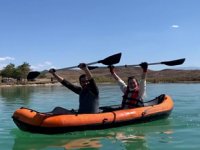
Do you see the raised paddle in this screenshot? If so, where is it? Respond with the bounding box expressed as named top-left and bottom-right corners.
top-left (60, 52), bottom-right (122, 70)
top-left (27, 71), bottom-right (41, 80)
top-left (86, 58), bottom-right (186, 69)
top-left (27, 53), bottom-right (122, 80)
top-left (125, 58), bottom-right (186, 67)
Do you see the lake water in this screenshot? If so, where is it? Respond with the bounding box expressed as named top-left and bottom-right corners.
top-left (1, 83), bottom-right (200, 150)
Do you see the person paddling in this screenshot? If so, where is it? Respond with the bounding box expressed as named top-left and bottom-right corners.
top-left (108, 62), bottom-right (148, 108)
top-left (49, 63), bottom-right (99, 114)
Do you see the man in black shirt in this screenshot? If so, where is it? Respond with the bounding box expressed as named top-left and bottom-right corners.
top-left (49, 63), bottom-right (99, 114)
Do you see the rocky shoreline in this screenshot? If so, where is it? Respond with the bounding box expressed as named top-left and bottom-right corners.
top-left (1, 67), bottom-right (200, 87)
top-left (1, 80), bottom-right (200, 88)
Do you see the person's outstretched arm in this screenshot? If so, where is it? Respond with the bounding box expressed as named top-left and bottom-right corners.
top-left (78, 63), bottom-right (92, 80)
top-left (49, 69), bottom-right (64, 82)
top-left (108, 65), bottom-right (127, 93)
top-left (49, 68), bottom-right (81, 94)
top-left (139, 62), bottom-right (148, 100)
top-left (78, 63), bottom-right (99, 95)
top-left (109, 65), bottom-right (122, 81)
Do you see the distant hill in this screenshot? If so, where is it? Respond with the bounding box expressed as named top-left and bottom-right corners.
top-left (171, 67), bottom-right (200, 70)
top-left (44, 66), bottom-right (200, 83)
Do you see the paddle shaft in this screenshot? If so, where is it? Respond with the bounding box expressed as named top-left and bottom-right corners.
top-left (60, 61), bottom-right (100, 70)
top-left (87, 58), bottom-right (186, 69)
top-left (27, 52), bottom-right (121, 80)
top-left (58, 53), bottom-right (121, 70)
top-left (124, 58), bottom-right (186, 67)
top-left (127, 62), bottom-right (169, 67)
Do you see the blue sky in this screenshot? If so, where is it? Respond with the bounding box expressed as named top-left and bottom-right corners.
top-left (0, 0), bottom-right (199, 71)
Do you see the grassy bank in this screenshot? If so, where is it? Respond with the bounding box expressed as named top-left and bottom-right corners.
top-left (1, 67), bottom-right (200, 87)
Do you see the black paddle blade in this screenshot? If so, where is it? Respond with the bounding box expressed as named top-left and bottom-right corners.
top-left (27, 71), bottom-right (40, 80)
top-left (88, 66), bottom-right (99, 70)
top-left (98, 53), bottom-right (122, 65)
top-left (161, 58), bottom-right (185, 66)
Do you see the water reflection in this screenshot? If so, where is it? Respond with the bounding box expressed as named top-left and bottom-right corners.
top-left (12, 119), bottom-right (173, 150)
top-left (0, 86), bottom-right (34, 104)
top-left (63, 137), bottom-right (102, 149)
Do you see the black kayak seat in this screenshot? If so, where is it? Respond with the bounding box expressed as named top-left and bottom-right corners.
top-left (143, 94), bottom-right (166, 107)
top-left (100, 94), bottom-right (166, 112)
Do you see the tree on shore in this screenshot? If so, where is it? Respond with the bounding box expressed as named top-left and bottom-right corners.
top-left (0, 62), bottom-right (31, 81)
top-left (17, 62), bottom-right (31, 80)
top-left (0, 63), bottom-right (16, 78)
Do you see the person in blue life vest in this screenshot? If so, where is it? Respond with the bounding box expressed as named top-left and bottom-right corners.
top-left (108, 62), bottom-right (148, 108)
top-left (49, 63), bottom-right (99, 114)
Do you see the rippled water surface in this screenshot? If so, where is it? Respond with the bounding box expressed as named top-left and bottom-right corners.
top-left (1, 83), bottom-right (200, 150)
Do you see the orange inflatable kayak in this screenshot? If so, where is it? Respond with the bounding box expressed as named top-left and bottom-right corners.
top-left (12, 94), bottom-right (174, 134)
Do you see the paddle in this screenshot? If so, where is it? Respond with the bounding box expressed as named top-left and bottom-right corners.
top-left (86, 58), bottom-right (186, 69)
top-left (127, 58), bottom-right (186, 67)
top-left (60, 52), bottom-right (122, 70)
top-left (27, 53), bottom-right (122, 80)
top-left (27, 71), bottom-right (41, 81)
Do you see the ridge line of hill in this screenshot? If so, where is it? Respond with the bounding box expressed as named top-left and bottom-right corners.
top-left (44, 67), bottom-right (200, 83)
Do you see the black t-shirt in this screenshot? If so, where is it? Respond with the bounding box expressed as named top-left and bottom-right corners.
top-left (61, 78), bottom-right (99, 114)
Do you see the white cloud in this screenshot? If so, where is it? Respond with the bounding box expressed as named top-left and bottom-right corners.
top-left (0, 56), bottom-right (15, 70)
top-left (0, 56), bottom-right (15, 62)
top-left (44, 61), bottom-right (52, 65)
top-left (30, 61), bottom-right (55, 71)
top-left (0, 63), bottom-right (7, 70)
top-left (171, 25), bottom-right (179, 28)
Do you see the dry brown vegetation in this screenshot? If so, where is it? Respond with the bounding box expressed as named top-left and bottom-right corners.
top-left (43, 67), bottom-right (200, 83)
